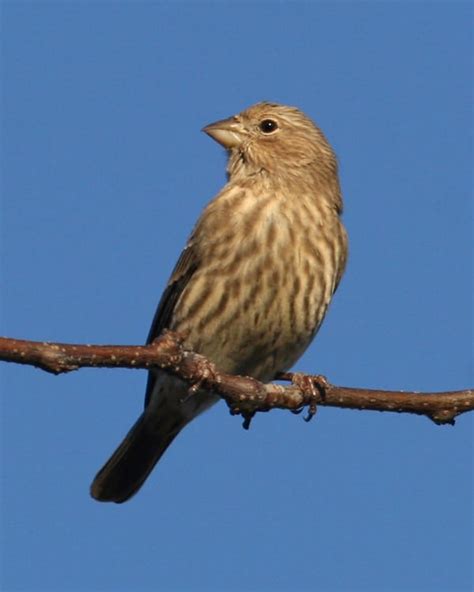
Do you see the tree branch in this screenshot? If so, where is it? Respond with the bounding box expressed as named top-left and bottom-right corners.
top-left (1, 331), bottom-right (472, 426)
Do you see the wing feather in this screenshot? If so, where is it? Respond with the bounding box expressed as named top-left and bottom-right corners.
top-left (144, 242), bottom-right (199, 407)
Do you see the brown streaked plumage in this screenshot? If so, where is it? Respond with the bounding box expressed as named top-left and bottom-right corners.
top-left (91, 102), bottom-right (348, 503)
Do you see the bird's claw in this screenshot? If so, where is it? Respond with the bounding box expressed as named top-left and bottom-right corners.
top-left (180, 355), bottom-right (217, 404)
top-left (241, 411), bottom-right (255, 430)
top-left (227, 404), bottom-right (255, 430)
top-left (290, 372), bottom-right (329, 422)
top-left (304, 400), bottom-right (318, 422)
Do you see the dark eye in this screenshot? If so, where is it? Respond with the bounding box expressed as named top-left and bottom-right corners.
top-left (259, 119), bottom-right (278, 134)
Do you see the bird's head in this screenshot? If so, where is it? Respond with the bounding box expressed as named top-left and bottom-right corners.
top-left (203, 102), bottom-right (338, 184)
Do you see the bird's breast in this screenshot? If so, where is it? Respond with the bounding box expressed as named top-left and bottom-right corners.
top-left (172, 188), bottom-right (345, 381)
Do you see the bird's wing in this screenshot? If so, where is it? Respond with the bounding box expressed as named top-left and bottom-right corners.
top-left (144, 241), bottom-right (199, 407)
top-left (334, 224), bottom-right (349, 293)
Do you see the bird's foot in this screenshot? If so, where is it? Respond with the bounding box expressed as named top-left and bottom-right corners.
top-left (290, 372), bottom-right (329, 422)
top-left (180, 354), bottom-right (217, 404)
top-left (227, 404), bottom-right (256, 430)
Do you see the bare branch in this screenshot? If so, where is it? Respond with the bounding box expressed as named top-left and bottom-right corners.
top-left (0, 331), bottom-right (472, 426)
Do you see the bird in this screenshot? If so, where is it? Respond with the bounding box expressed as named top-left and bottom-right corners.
top-left (90, 102), bottom-right (348, 503)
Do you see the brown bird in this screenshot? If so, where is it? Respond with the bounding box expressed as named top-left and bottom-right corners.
top-left (91, 102), bottom-right (348, 503)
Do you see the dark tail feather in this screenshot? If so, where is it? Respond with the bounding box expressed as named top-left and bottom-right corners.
top-left (90, 411), bottom-right (183, 503)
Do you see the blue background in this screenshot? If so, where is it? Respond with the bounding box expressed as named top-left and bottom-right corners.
top-left (1, 2), bottom-right (472, 591)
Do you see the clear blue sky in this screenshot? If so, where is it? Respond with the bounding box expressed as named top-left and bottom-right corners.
top-left (1, 2), bottom-right (472, 591)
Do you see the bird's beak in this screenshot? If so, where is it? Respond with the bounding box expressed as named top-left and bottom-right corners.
top-left (202, 117), bottom-right (245, 149)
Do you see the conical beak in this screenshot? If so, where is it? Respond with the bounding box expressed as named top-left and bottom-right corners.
top-left (202, 116), bottom-right (245, 149)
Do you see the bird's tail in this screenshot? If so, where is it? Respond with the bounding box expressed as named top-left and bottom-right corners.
top-left (90, 409), bottom-right (185, 503)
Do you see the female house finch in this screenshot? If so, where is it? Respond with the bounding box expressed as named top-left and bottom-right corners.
top-left (91, 102), bottom-right (348, 502)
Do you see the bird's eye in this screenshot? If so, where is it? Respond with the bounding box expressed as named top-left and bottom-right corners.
top-left (259, 119), bottom-right (278, 134)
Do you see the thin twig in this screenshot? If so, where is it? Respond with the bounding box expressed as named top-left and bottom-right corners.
top-left (0, 332), bottom-right (472, 426)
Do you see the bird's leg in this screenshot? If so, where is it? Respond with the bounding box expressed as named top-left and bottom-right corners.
top-left (290, 372), bottom-right (329, 422)
top-left (180, 354), bottom-right (218, 404)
